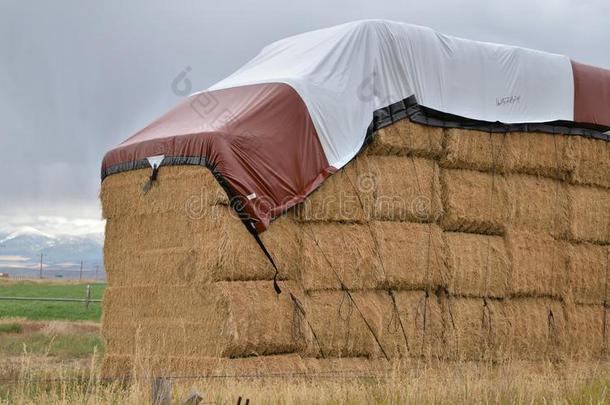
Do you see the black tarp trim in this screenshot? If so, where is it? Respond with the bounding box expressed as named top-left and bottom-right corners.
top-left (370, 95), bottom-right (610, 142)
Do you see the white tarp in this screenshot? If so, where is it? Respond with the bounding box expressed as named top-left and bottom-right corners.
top-left (209, 20), bottom-right (574, 169)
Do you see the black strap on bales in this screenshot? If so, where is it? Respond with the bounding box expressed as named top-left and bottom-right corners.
top-left (290, 292), bottom-right (325, 358)
top-left (242, 218), bottom-right (281, 295)
top-left (231, 197), bottom-right (282, 295)
top-left (141, 163), bottom-right (160, 195)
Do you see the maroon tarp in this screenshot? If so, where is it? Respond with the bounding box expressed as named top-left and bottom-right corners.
top-left (102, 83), bottom-right (334, 232)
top-left (572, 61), bottom-right (610, 128)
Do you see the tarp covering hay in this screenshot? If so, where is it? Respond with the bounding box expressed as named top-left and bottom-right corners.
top-left (100, 21), bottom-right (610, 377)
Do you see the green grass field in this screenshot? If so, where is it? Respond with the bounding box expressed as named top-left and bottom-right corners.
top-left (0, 281), bottom-right (105, 321)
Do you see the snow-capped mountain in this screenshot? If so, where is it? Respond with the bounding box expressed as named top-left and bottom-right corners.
top-left (0, 226), bottom-right (103, 277)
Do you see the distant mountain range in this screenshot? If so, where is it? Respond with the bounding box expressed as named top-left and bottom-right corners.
top-left (0, 226), bottom-right (104, 279)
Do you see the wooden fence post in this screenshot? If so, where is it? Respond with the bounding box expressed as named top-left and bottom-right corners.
top-left (151, 377), bottom-right (172, 405)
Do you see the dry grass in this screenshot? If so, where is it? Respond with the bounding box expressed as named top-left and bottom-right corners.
top-left (3, 356), bottom-right (610, 404)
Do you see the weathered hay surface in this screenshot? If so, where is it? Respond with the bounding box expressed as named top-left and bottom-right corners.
top-left (372, 222), bottom-right (447, 290)
top-left (444, 232), bottom-right (509, 298)
top-left (563, 304), bottom-right (606, 359)
top-left (504, 132), bottom-right (576, 179)
top-left (565, 243), bottom-right (609, 305)
top-left (442, 297), bottom-right (489, 361)
top-left (293, 163), bottom-right (367, 223)
top-left (100, 166), bottom-right (228, 220)
top-left (570, 136), bottom-right (610, 189)
top-left (366, 119), bottom-right (444, 158)
top-left (499, 298), bottom-right (566, 360)
top-left (505, 230), bottom-right (568, 298)
top-left (300, 223), bottom-right (384, 291)
top-left (104, 206), bottom-right (300, 285)
top-left (364, 156), bottom-right (442, 223)
top-left (391, 290), bottom-right (444, 359)
top-left (301, 290), bottom-right (393, 358)
top-left (302, 289), bottom-right (443, 360)
top-left (101, 117), bottom-right (610, 374)
top-left (294, 155), bottom-right (442, 223)
top-left (507, 174), bottom-right (570, 238)
top-left (568, 185), bottom-right (610, 244)
top-left (440, 169), bottom-right (509, 234)
top-left (102, 281), bottom-right (302, 358)
top-left (442, 129), bottom-right (507, 172)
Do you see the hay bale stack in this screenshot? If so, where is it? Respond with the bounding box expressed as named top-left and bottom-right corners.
top-left (101, 117), bottom-right (610, 376)
top-left (505, 230), bottom-right (568, 298)
top-left (442, 129), bottom-right (507, 172)
top-left (366, 120), bottom-right (443, 158)
top-left (440, 168), bottom-right (509, 234)
top-left (444, 232), bottom-right (509, 298)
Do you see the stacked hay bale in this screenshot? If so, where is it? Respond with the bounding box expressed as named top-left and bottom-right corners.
top-left (100, 120), bottom-right (610, 377)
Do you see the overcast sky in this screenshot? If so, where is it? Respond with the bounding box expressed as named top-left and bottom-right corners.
top-left (0, 0), bottom-right (608, 235)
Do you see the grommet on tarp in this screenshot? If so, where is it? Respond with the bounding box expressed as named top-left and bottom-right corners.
top-left (141, 155), bottom-right (165, 195)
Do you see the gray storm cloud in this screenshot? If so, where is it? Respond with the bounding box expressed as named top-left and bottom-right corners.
top-left (0, 0), bottom-right (608, 232)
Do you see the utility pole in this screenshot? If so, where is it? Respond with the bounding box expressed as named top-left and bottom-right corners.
top-left (79, 260), bottom-right (83, 281)
top-left (39, 254), bottom-right (43, 279)
top-left (95, 265), bottom-right (99, 281)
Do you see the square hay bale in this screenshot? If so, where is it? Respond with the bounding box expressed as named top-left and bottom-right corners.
top-left (104, 206), bottom-right (300, 284)
top-left (505, 230), bottom-right (568, 298)
top-left (504, 132), bottom-right (576, 179)
top-left (361, 156), bottom-right (442, 223)
top-left (440, 169), bottom-right (509, 234)
top-left (102, 281), bottom-right (302, 358)
top-left (103, 212), bottom-right (210, 255)
top-left (563, 304), bottom-right (606, 359)
top-left (366, 119), bottom-right (443, 158)
top-left (507, 174), bottom-right (570, 238)
top-left (568, 185), bottom-right (610, 244)
top-left (202, 207), bottom-right (301, 281)
top-left (441, 297), bottom-right (487, 361)
top-left (293, 161), bottom-right (369, 223)
top-left (372, 222), bottom-right (447, 290)
top-left (302, 290), bottom-right (393, 358)
top-left (300, 223), bottom-right (384, 291)
top-left (104, 247), bottom-right (207, 286)
top-left (500, 298), bottom-right (566, 360)
top-left (442, 128), bottom-right (507, 172)
top-left (100, 166), bottom-right (228, 220)
top-left (391, 290), bottom-right (444, 359)
top-left (444, 232), bottom-right (510, 298)
top-left (566, 243), bottom-right (609, 305)
top-left (569, 136), bottom-right (610, 189)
